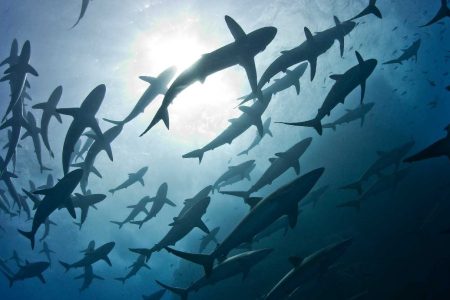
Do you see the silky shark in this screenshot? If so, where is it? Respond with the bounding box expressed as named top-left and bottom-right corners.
top-left (60, 241), bottom-right (115, 272)
top-left (141, 15), bottom-right (277, 134)
top-left (71, 0), bottom-right (91, 28)
top-left (129, 197), bottom-right (211, 262)
top-left (18, 169), bottom-right (82, 249)
top-left (199, 226), bottom-right (220, 253)
top-left (183, 95), bottom-right (272, 163)
top-left (109, 166), bottom-right (148, 194)
top-left (74, 124), bottom-right (123, 194)
top-left (238, 118), bottom-right (273, 156)
top-left (104, 66), bottom-right (176, 125)
top-left (349, 0), bottom-right (382, 21)
top-left (263, 239), bottom-right (352, 300)
top-left (420, 0), bottom-right (450, 27)
top-left (322, 102), bottom-right (375, 131)
top-left (58, 84), bottom-right (112, 174)
top-left (222, 137), bottom-right (312, 203)
top-left (258, 17), bottom-right (356, 87)
top-left (238, 62), bottom-right (308, 105)
top-left (342, 140), bottom-right (414, 194)
top-left (212, 160), bottom-right (256, 192)
top-left (114, 254), bottom-right (150, 284)
top-left (0, 261), bottom-right (50, 287)
top-left (0, 40), bottom-right (38, 122)
top-left (21, 111), bottom-right (51, 172)
top-left (166, 168), bottom-right (324, 276)
top-left (75, 264), bottom-right (104, 292)
top-left (70, 193), bottom-right (107, 229)
top-left (32, 85), bottom-right (63, 157)
top-left (338, 169), bottom-right (409, 210)
top-left (156, 248), bottom-right (273, 300)
top-left (110, 196), bottom-right (153, 229)
top-left (128, 182), bottom-right (176, 228)
top-left (278, 51), bottom-right (377, 135)
top-left (404, 125), bottom-right (450, 163)
top-left (384, 39), bottom-right (421, 65)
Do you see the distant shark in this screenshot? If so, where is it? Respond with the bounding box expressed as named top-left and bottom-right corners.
top-left (0, 261), bottom-right (49, 287)
top-left (104, 67), bottom-right (176, 125)
top-left (57, 84), bottom-right (112, 174)
top-left (384, 39), bottom-right (421, 65)
top-left (212, 160), bottom-right (256, 192)
top-left (114, 254), bottom-right (150, 284)
top-left (141, 15), bottom-right (277, 134)
top-left (238, 117), bottom-right (273, 156)
top-left (71, 0), bottom-right (92, 29)
top-left (32, 86), bottom-right (63, 158)
top-left (60, 241), bottom-right (115, 272)
top-left (21, 111), bottom-right (51, 173)
top-left (109, 166), bottom-right (148, 194)
top-left (322, 102), bottom-right (375, 131)
top-left (420, 0), bottom-right (450, 27)
top-left (277, 51), bottom-right (377, 135)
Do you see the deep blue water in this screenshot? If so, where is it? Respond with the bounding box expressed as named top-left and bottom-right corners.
top-left (1, 0), bottom-right (450, 299)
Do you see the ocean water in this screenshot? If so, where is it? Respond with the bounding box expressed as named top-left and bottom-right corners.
top-left (0, 0), bottom-right (449, 299)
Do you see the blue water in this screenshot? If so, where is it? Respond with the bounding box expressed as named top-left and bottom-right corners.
top-left (1, 0), bottom-right (449, 299)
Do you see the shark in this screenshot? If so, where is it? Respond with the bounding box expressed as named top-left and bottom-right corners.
top-left (109, 166), bottom-right (148, 194)
top-left (141, 15), bottom-right (277, 134)
top-left (277, 51), bottom-right (377, 135)
top-left (384, 40), bottom-right (421, 65)
top-left (238, 118), bottom-right (273, 156)
top-left (404, 125), bottom-right (450, 163)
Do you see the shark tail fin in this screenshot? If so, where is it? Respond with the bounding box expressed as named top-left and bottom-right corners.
top-left (129, 248), bottom-right (153, 262)
top-left (0, 269), bottom-right (14, 287)
top-left (129, 220), bottom-right (145, 229)
top-left (336, 200), bottom-right (361, 211)
top-left (103, 118), bottom-right (124, 125)
top-left (18, 229), bottom-right (35, 249)
top-left (141, 107), bottom-right (169, 136)
top-left (110, 221), bottom-right (124, 229)
top-left (383, 59), bottom-right (401, 65)
top-left (156, 280), bottom-right (189, 300)
top-left (165, 247), bottom-right (214, 277)
top-left (367, 0), bottom-right (382, 19)
top-left (73, 222), bottom-right (83, 230)
top-left (182, 149), bottom-right (204, 163)
top-left (59, 261), bottom-right (71, 273)
top-left (341, 181), bottom-right (363, 195)
top-left (114, 277), bottom-right (126, 284)
top-left (109, 189), bottom-right (115, 195)
top-left (277, 118), bottom-right (322, 135)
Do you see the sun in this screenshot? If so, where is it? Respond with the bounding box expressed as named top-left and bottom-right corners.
top-left (124, 20), bottom-right (246, 141)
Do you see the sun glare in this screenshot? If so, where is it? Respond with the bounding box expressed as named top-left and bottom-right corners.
top-left (125, 22), bottom-right (245, 141)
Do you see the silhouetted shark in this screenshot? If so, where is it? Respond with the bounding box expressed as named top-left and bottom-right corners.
top-left (322, 102), bottom-right (375, 130)
top-left (405, 125), bottom-right (450, 163)
top-left (109, 166), bottom-right (148, 194)
top-left (277, 51), bottom-right (377, 135)
top-left (22, 111), bottom-right (51, 172)
top-left (384, 40), bottom-right (421, 65)
top-left (114, 254), bottom-right (150, 284)
top-left (0, 261), bottom-right (49, 287)
top-left (212, 160), bottom-right (256, 192)
top-left (142, 15), bottom-right (277, 134)
top-left (32, 85), bottom-right (63, 157)
top-left (238, 118), bottom-right (273, 156)
top-left (60, 241), bottom-right (115, 271)
top-left (420, 0), bottom-right (450, 27)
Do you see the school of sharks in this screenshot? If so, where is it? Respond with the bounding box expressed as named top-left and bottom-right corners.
top-left (0, 0), bottom-right (450, 299)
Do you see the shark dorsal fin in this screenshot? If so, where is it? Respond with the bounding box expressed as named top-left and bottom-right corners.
top-left (329, 74), bottom-right (344, 81)
top-left (228, 118), bottom-right (238, 124)
top-left (288, 256), bottom-right (303, 267)
top-left (269, 157), bottom-right (276, 163)
top-left (281, 50), bottom-right (289, 55)
top-left (334, 16), bottom-right (341, 26)
top-left (355, 51), bottom-right (364, 65)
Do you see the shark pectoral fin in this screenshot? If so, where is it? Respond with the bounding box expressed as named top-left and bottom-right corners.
top-left (165, 198), bottom-right (176, 207)
top-left (293, 81), bottom-right (300, 95)
top-left (241, 56), bottom-right (259, 96)
top-left (225, 15), bottom-right (246, 40)
top-left (20, 131), bottom-right (31, 140)
top-left (308, 57), bottom-right (317, 81)
top-left (103, 255), bottom-right (112, 266)
top-left (197, 220), bottom-right (210, 234)
top-left (292, 161), bottom-right (300, 175)
top-left (33, 188), bottom-right (52, 196)
top-left (64, 198), bottom-right (77, 219)
top-left (56, 108), bottom-right (79, 117)
top-left (138, 178), bottom-right (145, 186)
top-left (91, 166), bottom-right (102, 178)
top-left (26, 64), bottom-right (39, 76)
top-left (37, 274), bottom-right (46, 284)
top-left (360, 80), bottom-right (366, 104)
top-left (239, 106), bottom-right (263, 136)
top-left (287, 206), bottom-right (299, 228)
top-left (0, 119), bottom-right (13, 130)
top-left (139, 76), bottom-right (157, 85)
top-left (32, 103), bottom-right (46, 110)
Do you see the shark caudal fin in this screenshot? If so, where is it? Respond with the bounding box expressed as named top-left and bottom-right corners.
top-left (103, 118), bottom-right (124, 125)
top-left (129, 248), bottom-right (153, 262)
top-left (156, 280), bottom-right (189, 300)
top-left (350, 0), bottom-right (382, 20)
top-left (420, 0), bottom-right (450, 27)
top-left (59, 261), bottom-right (71, 273)
top-left (165, 247), bottom-right (214, 277)
top-left (18, 229), bottom-right (35, 249)
top-left (141, 107), bottom-right (169, 136)
top-left (276, 118), bottom-right (323, 135)
top-left (182, 149), bottom-right (205, 163)
top-left (341, 180), bottom-right (363, 195)
top-left (0, 269), bottom-right (14, 287)
top-left (336, 200), bottom-right (361, 211)
top-left (110, 221), bottom-right (124, 229)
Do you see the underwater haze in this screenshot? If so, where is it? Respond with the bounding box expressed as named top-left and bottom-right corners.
top-left (1, 0), bottom-right (450, 299)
